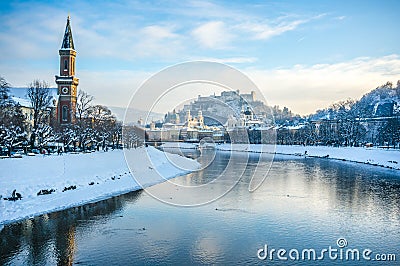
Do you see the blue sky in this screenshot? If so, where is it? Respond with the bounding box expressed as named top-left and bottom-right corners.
top-left (0, 0), bottom-right (399, 114)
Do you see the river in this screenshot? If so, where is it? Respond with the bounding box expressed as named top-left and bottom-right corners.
top-left (1, 149), bottom-right (399, 265)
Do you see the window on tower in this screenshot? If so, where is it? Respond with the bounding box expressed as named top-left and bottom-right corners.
top-left (64, 59), bottom-right (68, 70)
top-left (62, 106), bottom-right (68, 121)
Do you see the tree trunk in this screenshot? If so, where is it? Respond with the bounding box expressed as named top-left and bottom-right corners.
top-left (30, 133), bottom-right (36, 149)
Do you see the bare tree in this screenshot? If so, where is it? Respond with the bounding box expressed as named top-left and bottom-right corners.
top-left (378, 117), bottom-right (400, 148)
top-left (27, 79), bottom-right (52, 147)
top-left (111, 121), bottom-right (122, 149)
top-left (123, 125), bottom-right (145, 148)
top-left (74, 90), bottom-right (95, 151)
top-left (76, 90), bottom-right (94, 123)
top-left (90, 105), bottom-right (117, 149)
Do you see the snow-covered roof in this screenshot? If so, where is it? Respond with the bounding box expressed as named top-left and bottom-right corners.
top-left (55, 77), bottom-right (73, 82)
top-left (286, 124), bottom-right (306, 130)
top-left (11, 96), bottom-right (32, 108)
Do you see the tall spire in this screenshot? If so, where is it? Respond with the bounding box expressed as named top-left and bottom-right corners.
top-left (56, 14), bottom-right (79, 125)
top-left (61, 15), bottom-right (75, 50)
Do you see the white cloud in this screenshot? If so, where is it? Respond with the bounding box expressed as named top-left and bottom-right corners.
top-left (192, 57), bottom-right (258, 64)
top-left (133, 24), bottom-right (184, 58)
top-left (335, 16), bottom-right (346, 20)
top-left (190, 13), bottom-right (321, 49)
top-left (0, 7), bottom-right (65, 60)
top-left (0, 63), bottom-right (152, 110)
top-left (0, 65), bottom-right (56, 88)
top-left (166, 0), bottom-right (252, 21)
top-left (246, 55), bottom-right (400, 115)
top-left (78, 70), bottom-right (152, 108)
top-left (74, 17), bottom-right (185, 60)
top-left (239, 19), bottom-right (305, 40)
top-left (191, 21), bottom-right (233, 49)
top-left (141, 25), bottom-right (178, 39)
top-left (1, 1), bottom-right (398, 118)
top-left (0, 1), bottom-right (329, 66)
top-left (237, 14), bottom-right (325, 40)
top-left (0, 1), bottom-right (188, 62)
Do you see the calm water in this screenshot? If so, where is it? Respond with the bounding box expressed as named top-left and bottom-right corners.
top-left (1, 150), bottom-right (399, 265)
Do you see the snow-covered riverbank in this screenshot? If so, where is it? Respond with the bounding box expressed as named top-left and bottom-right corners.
top-left (216, 144), bottom-right (400, 170)
top-left (0, 146), bottom-right (200, 225)
top-left (161, 142), bottom-right (400, 170)
top-left (161, 142), bottom-right (198, 149)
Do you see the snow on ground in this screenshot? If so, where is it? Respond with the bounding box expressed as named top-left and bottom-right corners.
top-left (216, 144), bottom-right (400, 170)
top-left (160, 142), bottom-right (198, 149)
top-left (161, 142), bottom-right (400, 170)
top-left (0, 146), bottom-right (200, 225)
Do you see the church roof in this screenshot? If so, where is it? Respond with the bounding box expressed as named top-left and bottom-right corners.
top-left (61, 16), bottom-right (75, 50)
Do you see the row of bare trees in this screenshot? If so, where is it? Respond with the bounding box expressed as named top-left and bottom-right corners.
top-left (27, 79), bottom-right (53, 147)
top-left (0, 76), bottom-right (122, 154)
top-left (62, 95), bottom-right (122, 152)
top-left (276, 98), bottom-right (399, 148)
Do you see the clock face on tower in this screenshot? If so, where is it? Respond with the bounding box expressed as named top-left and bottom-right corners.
top-left (62, 87), bottom-right (69, 94)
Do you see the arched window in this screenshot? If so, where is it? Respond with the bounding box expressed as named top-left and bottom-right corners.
top-left (64, 59), bottom-right (68, 70)
top-left (62, 105), bottom-right (68, 121)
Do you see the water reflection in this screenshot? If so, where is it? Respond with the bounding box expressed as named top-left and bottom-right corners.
top-left (1, 152), bottom-right (400, 265)
top-left (0, 191), bottom-right (142, 266)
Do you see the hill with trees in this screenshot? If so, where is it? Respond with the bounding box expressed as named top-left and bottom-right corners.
top-left (279, 81), bottom-right (400, 148)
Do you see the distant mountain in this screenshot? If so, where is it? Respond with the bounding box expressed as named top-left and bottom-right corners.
top-left (354, 81), bottom-right (400, 117)
top-left (310, 81), bottom-right (400, 121)
top-left (108, 106), bottom-right (164, 124)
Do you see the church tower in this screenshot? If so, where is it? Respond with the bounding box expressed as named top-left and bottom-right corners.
top-left (198, 110), bottom-right (204, 127)
top-left (55, 15), bottom-right (79, 124)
